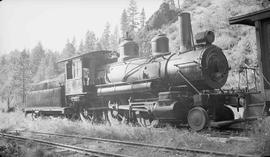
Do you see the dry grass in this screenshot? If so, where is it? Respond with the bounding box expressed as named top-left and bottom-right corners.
top-left (0, 138), bottom-right (60, 157)
top-left (0, 111), bottom-right (267, 156)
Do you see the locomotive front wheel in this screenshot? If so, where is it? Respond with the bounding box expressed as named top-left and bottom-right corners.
top-left (187, 107), bottom-right (209, 131)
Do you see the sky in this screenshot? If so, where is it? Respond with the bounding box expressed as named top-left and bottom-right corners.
top-left (0, 0), bottom-right (164, 54)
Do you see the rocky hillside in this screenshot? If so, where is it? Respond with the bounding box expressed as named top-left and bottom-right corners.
top-left (136, 0), bottom-right (265, 88)
top-left (146, 2), bottom-right (178, 30)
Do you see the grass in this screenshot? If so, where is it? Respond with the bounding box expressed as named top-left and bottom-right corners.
top-left (0, 138), bottom-right (59, 157)
top-left (0, 111), bottom-right (268, 156)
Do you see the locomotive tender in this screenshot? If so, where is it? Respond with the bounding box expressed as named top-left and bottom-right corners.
top-left (25, 11), bottom-right (270, 131)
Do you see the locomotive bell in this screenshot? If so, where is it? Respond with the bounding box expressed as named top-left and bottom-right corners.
top-left (118, 37), bottom-right (139, 62)
top-left (151, 34), bottom-right (170, 57)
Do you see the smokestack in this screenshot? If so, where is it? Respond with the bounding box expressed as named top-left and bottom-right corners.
top-left (178, 12), bottom-right (193, 53)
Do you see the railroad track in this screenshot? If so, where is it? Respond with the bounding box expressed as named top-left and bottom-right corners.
top-left (1, 130), bottom-right (259, 157)
top-left (1, 132), bottom-right (129, 157)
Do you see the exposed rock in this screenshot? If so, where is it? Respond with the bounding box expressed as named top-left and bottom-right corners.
top-left (145, 3), bottom-right (178, 30)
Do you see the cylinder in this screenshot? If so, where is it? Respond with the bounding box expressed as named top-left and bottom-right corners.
top-left (118, 38), bottom-right (139, 62)
top-left (152, 100), bottom-right (191, 121)
top-left (151, 34), bottom-right (169, 56)
top-left (179, 12), bottom-right (193, 53)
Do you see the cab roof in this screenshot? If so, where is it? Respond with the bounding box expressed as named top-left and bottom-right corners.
top-left (57, 50), bottom-right (112, 63)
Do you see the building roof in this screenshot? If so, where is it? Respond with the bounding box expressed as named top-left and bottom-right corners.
top-left (229, 8), bottom-right (270, 26)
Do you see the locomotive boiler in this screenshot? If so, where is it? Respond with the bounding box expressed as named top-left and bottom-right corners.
top-left (98, 37), bottom-right (228, 94)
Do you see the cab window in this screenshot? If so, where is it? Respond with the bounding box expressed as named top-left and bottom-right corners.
top-left (66, 61), bottom-right (72, 79)
top-left (73, 59), bottom-right (82, 78)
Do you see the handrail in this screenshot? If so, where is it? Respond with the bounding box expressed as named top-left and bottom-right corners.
top-left (174, 64), bottom-right (201, 94)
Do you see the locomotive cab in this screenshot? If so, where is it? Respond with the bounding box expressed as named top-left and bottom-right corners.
top-left (65, 57), bottom-right (95, 95)
top-left (61, 50), bottom-right (117, 96)
top-left (65, 58), bottom-right (84, 95)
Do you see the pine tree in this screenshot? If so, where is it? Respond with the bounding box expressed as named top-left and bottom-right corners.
top-left (30, 42), bottom-right (45, 74)
top-left (72, 37), bottom-right (77, 51)
top-left (0, 55), bottom-right (7, 66)
top-left (110, 26), bottom-right (120, 51)
top-left (121, 9), bottom-right (129, 36)
top-left (11, 50), bottom-right (32, 106)
top-left (140, 8), bottom-right (146, 28)
top-left (62, 39), bottom-right (76, 58)
top-left (95, 41), bottom-right (103, 51)
top-left (78, 40), bottom-right (84, 54)
top-left (127, 0), bottom-right (139, 34)
top-left (100, 22), bottom-right (111, 50)
top-left (45, 51), bottom-right (58, 79)
top-left (0, 51), bottom-right (20, 109)
top-left (84, 31), bottom-right (97, 53)
top-left (33, 57), bottom-right (46, 82)
top-left (33, 50), bottom-right (59, 81)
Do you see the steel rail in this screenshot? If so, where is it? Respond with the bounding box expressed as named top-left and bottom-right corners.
top-left (1, 132), bottom-right (130, 157)
top-left (16, 130), bottom-right (257, 157)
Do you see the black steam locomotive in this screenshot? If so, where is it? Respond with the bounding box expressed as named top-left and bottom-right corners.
top-left (24, 11), bottom-right (270, 131)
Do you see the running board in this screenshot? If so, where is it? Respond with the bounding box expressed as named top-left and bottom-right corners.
top-left (210, 117), bottom-right (258, 127)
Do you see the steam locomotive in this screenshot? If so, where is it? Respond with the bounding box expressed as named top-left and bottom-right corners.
top-left (24, 12), bottom-right (270, 131)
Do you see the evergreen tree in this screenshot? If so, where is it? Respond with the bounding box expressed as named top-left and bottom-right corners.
top-left (140, 8), bottom-right (146, 28)
top-left (84, 31), bottom-right (97, 53)
top-left (0, 51), bottom-right (19, 108)
top-left (95, 41), bottom-right (103, 51)
top-left (78, 40), bottom-right (84, 54)
top-left (0, 55), bottom-right (7, 66)
top-left (72, 37), bottom-right (77, 51)
top-left (45, 51), bottom-right (58, 79)
top-left (62, 39), bottom-right (76, 58)
top-left (54, 51), bottom-right (65, 74)
top-left (100, 22), bottom-right (111, 50)
top-left (11, 50), bottom-right (32, 106)
top-left (2, 85), bottom-right (14, 110)
top-left (33, 50), bottom-right (59, 81)
top-left (110, 26), bottom-right (120, 51)
top-left (30, 42), bottom-right (45, 74)
top-left (127, 0), bottom-right (139, 34)
top-left (121, 9), bottom-right (129, 36)
top-left (33, 57), bottom-right (46, 82)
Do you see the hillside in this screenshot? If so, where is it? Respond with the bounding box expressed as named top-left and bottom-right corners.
top-left (136, 0), bottom-right (264, 88)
